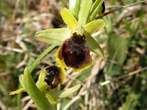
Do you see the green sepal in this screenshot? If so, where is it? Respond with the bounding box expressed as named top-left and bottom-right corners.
top-left (84, 19), bottom-right (105, 34)
top-left (60, 8), bottom-right (78, 30)
top-left (35, 28), bottom-right (71, 44)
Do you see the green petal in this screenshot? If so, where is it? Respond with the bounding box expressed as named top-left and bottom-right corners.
top-left (35, 28), bottom-right (71, 44)
top-left (36, 69), bottom-right (48, 92)
top-left (78, 0), bottom-right (92, 25)
top-left (60, 8), bottom-right (78, 30)
top-left (84, 19), bottom-right (105, 34)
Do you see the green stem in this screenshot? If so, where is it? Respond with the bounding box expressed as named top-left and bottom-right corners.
top-left (29, 45), bottom-right (57, 73)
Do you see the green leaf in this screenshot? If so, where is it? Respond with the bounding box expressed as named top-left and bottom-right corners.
top-left (83, 29), bottom-right (104, 57)
top-left (19, 75), bottom-right (25, 89)
top-left (104, 16), bottom-right (112, 33)
top-left (46, 92), bottom-right (57, 105)
top-left (20, 45), bottom-right (57, 110)
top-left (119, 93), bottom-right (139, 110)
top-left (22, 68), bottom-right (54, 110)
top-left (84, 19), bottom-right (105, 34)
top-left (106, 33), bottom-right (129, 76)
top-left (60, 8), bottom-right (78, 30)
top-left (59, 84), bottom-right (81, 98)
top-left (86, 35), bottom-right (104, 57)
top-left (78, 0), bottom-right (92, 25)
top-left (108, 33), bottom-right (129, 65)
top-left (89, 0), bottom-right (104, 21)
top-left (35, 28), bottom-right (70, 44)
top-left (29, 45), bottom-right (57, 72)
top-left (69, 0), bottom-right (81, 18)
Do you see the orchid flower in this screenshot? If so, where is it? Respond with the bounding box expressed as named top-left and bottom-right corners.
top-left (36, 0), bottom-right (105, 73)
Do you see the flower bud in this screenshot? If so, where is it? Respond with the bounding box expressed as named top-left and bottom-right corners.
top-left (45, 65), bottom-right (62, 89)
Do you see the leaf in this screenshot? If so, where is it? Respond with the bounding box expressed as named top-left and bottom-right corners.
top-left (89, 0), bottom-right (104, 21)
top-left (83, 30), bottom-right (104, 57)
top-left (108, 33), bottom-right (129, 65)
top-left (19, 75), bottom-right (25, 89)
top-left (59, 84), bottom-right (81, 98)
top-left (69, 0), bottom-right (81, 18)
top-left (84, 19), bottom-right (105, 34)
top-left (35, 28), bottom-right (70, 44)
top-left (20, 45), bottom-right (57, 110)
top-left (77, 66), bottom-right (92, 81)
top-left (119, 93), bottom-right (139, 110)
top-left (29, 45), bottom-right (57, 72)
top-left (78, 0), bottom-right (92, 25)
top-left (106, 33), bottom-right (129, 76)
top-left (60, 8), bottom-right (78, 30)
top-left (22, 68), bottom-right (54, 110)
top-left (46, 92), bottom-right (57, 105)
top-left (104, 16), bottom-right (112, 33)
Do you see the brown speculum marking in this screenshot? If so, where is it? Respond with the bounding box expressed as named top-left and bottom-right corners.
top-left (45, 65), bottom-right (61, 89)
top-left (60, 33), bottom-right (91, 68)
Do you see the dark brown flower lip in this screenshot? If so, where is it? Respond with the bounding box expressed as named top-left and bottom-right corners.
top-left (58, 32), bottom-right (92, 69)
top-left (45, 65), bottom-right (61, 89)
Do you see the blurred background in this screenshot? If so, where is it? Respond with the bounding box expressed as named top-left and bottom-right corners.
top-left (0, 0), bottom-right (147, 110)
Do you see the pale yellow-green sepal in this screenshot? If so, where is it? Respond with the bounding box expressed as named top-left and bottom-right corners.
top-left (35, 28), bottom-right (71, 44)
top-left (36, 69), bottom-right (48, 92)
top-left (60, 8), bottom-right (78, 30)
top-left (84, 19), bottom-right (105, 34)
